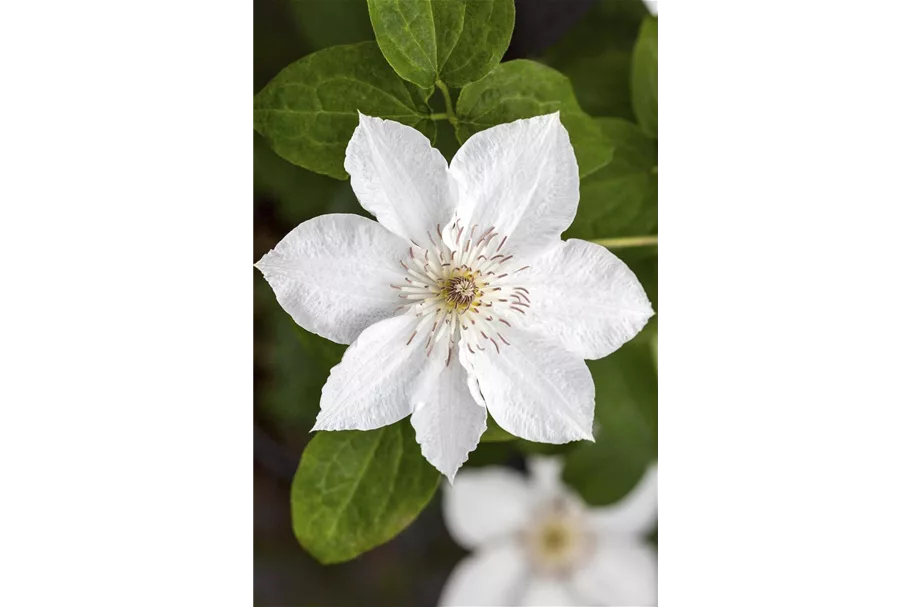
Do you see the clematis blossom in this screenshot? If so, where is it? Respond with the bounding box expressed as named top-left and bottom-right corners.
top-left (255, 112), bottom-right (654, 481)
top-left (439, 458), bottom-right (658, 606)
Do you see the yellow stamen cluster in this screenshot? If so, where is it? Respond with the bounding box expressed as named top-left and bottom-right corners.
top-left (525, 507), bottom-right (591, 573)
top-left (440, 269), bottom-right (485, 312)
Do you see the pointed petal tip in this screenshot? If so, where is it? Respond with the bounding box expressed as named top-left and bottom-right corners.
top-left (429, 459), bottom-right (459, 485)
top-left (573, 423), bottom-right (595, 443)
top-left (310, 419), bottom-right (354, 433)
top-left (356, 110), bottom-right (380, 124)
top-left (310, 412), bottom-right (337, 433)
top-left (561, 423), bottom-right (594, 444)
top-left (253, 249), bottom-right (272, 272)
top-left (350, 111), bottom-right (376, 141)
top-left (526, 111), bottom-right (561, 126)
top-left (417, 441), bottom-right (470, 487)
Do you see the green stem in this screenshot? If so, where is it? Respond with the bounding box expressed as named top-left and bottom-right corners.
top-left (435, 80), bottom-right (458, 128)
top-left (429, 112), bottom-right (449, 121)
top-left (590, 235), bottom-right (658, 249)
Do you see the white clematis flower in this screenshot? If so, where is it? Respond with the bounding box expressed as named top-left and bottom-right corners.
top-left (644, 0), bottom-right (658, 16)
top-left (440, 458), bottom-right (658, 606)
top-left (255, 112), bottom-right (654, 481)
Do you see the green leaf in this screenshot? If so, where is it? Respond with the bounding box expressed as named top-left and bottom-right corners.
top-left (291, 420), bottom-right (441, 564)
top-left (565, 118), bottom-right (657, 244)
top-left (254, 42), bottom-right (435, 180)
top-left (631, 16), bottom-right (658, 138)
top-left (367, 0), bottom-right (515, 89)
top-left (542, 0), bottom-right (649, 120)
top-left (455, 60), bottom-right (613, 178)
top-left (480, 416), bottom-right (516, 442)
top-left (253, 134), bottom-right (364, 225)
top-left (562, 335), bottom-right (657, 506)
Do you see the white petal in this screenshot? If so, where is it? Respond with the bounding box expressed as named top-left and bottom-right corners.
top-left (571, 539), bottom-right (657, 606)
top-left (439, 542), bottom-right (528, 607)
top-left (461, 329), bottom-right (595, 444)
top-left (443, 467), bottom-right (533, 550)
top-left (411, 347), bottom-right (487, 483)
top-left (521, 578), bottom-right (583, 606)
top-left (254, 213), bottom-right (410, 345)
top-left (314, 315), bottom-right (427, 431)
top-left (344, 113), bottom-right (455, 249)
top-left (526, 456), bottom-right (565, 500)
top-left (522, 239), bottom-right (654, 360)
top-left (459, 340), bottom-right (489, 408)
top-left (589, 462), bottom-right (658, 537)
top-left (527, 456), bottom-right (563, 488)
top-left (447, 113), bottom-right (580, 259)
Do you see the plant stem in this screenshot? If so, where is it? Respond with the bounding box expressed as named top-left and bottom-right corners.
top-left (429, 112), bottom-right (449, 121)
top-left (590, 235), bottom-right (658, 249)
top-left (435, 80), bottom-right (458, 128)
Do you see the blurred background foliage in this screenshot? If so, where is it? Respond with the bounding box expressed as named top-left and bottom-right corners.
top-left (254, 0), bottom-right (656, 604)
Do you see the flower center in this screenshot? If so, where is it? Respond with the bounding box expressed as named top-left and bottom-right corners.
top-left (390, 221), bottom-right (531, 363)
top-left (525, 501), bottom-right (592, 574)
top-left (540, 521), bottom-right (572, 553)
top-left (442, 272), bottom-right (480, 310)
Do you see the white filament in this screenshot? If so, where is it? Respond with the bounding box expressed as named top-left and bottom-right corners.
top-left (391, 221), bottom-right (531, 363)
